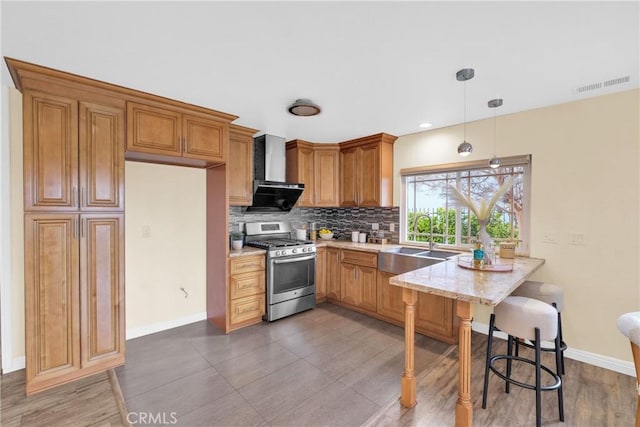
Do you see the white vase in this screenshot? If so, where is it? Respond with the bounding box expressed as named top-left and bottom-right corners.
top-left (478, 220), bottom-right (493, 265)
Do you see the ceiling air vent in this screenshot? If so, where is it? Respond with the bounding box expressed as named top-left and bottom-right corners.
top-left (576, 75), bottom-right (630, 94)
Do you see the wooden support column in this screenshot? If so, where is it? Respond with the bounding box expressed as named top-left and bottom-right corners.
top-left (455, 300), bottom-right (473, 427)
top-left (400, 288), bottom-right (418, 408)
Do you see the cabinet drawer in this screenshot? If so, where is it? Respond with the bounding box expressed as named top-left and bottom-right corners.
top-left (341, 250), bottom-right (377, 268)
top-left (229, 294), bottom-right (265, 326)
top-left (230, 255), bottom-right (265, 275)
top-left (229, 271), bottom-right (265, 299)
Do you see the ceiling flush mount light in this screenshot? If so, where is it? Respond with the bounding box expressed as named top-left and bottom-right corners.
top-left (287, 98), bottom-right (321, 116)
top-left (456, 68), bottom-right (475, 157)
top-left (488, 98), bottom-right (503, 169)
top-left (419, 122), bottom-right (433, 129)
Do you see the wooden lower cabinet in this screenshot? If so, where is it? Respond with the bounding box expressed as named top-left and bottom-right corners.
top-left (228, 255), bottom-right (265, 330)
top-left (340, 250), bottom-right (377, 314)
top-left (376, 269), bottom-right (457, 344)
top-left (315, 247), bottom-right (327, 302)
top-left (24, 213), bottom-right (124, 394)
top-left (326, 247), bottom-right (341, 301)
top-left (415, 293), bottom-right (456, 342)
top-left (377, 271), bottom-right (405, 323)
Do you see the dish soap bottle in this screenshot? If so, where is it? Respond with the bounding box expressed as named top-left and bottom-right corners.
top-left (473, 235), bottom-right (484, 269)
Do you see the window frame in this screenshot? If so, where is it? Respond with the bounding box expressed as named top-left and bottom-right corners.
top-left (399, 155), bottom-right (532, 255)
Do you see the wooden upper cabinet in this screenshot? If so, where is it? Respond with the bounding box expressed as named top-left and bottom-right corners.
top-left (286, 140), bottom-right (340, 207)
top-left (339, 133), bottom-right (396, 207)
top-left (79, 214), bottom-right (125, 368)
top-left (286, 140), bottom-right (315, 207)
top-left (23, 91), bottom-right (79, 211)
top-left (313, 145), bottom-right (340, 207)
top-left (339, 146), bottom-right (359, 207)
top-left (228, 124), bottom-right (257, 206)
top-left (126, 101), bottom-right (229, 167)
top-left (126, 102), bottom-right (181, 155)
top-left (79, 102), bottom-right (124, 211)
top-left (182, 114), bottom-right (226, 162)
top-left (23, 93), bottom-right (124, 212)
top-left (358, 142), bottom-right (382, 207)
top-left (24, 214), bottom-right (81, 394)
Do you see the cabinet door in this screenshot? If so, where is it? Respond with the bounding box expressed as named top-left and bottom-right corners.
top-left (315, 247), bottom-right (327, 302)
top-left (228, 129), bottom-right (253, 206)
top-left (79, 214), bottom-right (125, 369)
top-left (23, 92), bottom-right (79, 211)
top-left (358, 143), bottom-right (381, 207)
top-left (377, 270), bottom-right (405, 322)
top-left (359, 266), bottom-right (377, 312)
top-left (314, 148), bottom-right (340, 207)
top-left (339, 147), bottom-right (359, 207)
top-left (416, 293), bottom-right (455, 341)
top-left (340, 263), bottom-right (360, 307)
top-left (183, 114), bottom-right (227, 163)
top-left (326, 247), bottom-right (341, 301)
top-left (297, 146), bottom-right (315, 207)
top-left (79, 102), bottom-right (124, 211)
top-left (24, 214), bottom-right (80, 394)
top-left (126, 102), bottom-right (181, 156)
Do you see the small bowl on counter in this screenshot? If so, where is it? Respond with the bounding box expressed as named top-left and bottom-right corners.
top-left (318, 232), bottom-right (334, 240)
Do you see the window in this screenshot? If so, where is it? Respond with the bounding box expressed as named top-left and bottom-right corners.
top-left (400, 156), bottom-right (531, 254)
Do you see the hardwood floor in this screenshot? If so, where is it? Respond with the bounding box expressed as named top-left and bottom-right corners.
top-left (2, 303), bottom-right (636, 426)
top-left (0, 369), bottom-right (125, 426)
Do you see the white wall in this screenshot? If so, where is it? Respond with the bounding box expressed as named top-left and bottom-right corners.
top-left (124, 162), bottom-right (207, 337)
top-left (394, 90), bottom-right (640, 363)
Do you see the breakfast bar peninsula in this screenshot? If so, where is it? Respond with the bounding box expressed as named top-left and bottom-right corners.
top-left (390, 256), bottom-right (545, 427)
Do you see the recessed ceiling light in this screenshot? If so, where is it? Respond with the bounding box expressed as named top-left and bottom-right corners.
top-left (419, 122), bottom-right (432, 128)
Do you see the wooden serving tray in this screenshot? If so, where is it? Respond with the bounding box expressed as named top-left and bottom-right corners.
top-left (457, 256), bottom-right (514, 272)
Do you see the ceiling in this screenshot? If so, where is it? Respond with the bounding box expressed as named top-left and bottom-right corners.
top-left (2, 1), bottom-right (638, 143)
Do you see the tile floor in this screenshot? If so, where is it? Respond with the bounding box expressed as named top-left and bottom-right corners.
top-left (115, 303), bottom-right (450, 426)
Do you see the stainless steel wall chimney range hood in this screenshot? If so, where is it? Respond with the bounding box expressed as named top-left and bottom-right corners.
top-left (242, 135), bottom-right (304, 213)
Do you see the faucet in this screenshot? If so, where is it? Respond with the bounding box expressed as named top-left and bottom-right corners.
top-left (412, 210), bottom-right (434, 251)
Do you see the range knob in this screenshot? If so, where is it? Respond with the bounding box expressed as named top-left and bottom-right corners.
top-left (292, 248), bottom-right (298, 254)
top-left (275, 250), bottom-right (281, 256)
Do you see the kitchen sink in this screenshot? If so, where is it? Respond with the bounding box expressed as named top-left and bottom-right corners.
top-left (383, 247), bottom-right (429, 255)
top-left (378, 247), bottom-right (459, 275)
top-left (414, 250), bottom-right (459, 259)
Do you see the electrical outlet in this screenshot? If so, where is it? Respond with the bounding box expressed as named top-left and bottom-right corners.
top-left (568, 232), bottom-right (586, 246)
top-left (371, 223), bottom-right (379, 230)
top-left (389, 223), bottom-right (395, 232)
top-left (541, 231), bottom-right (558, 244)
top-left (142, 225), bottom-right (151, 238)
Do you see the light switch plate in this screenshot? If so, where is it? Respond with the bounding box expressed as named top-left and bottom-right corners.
top-left (568, 232), bottom-right (586, 246)
top-left (371, 223), bottom-right (379, 230)
top-left (389, 223), bottom-right (395, 232)
top-left (142, 225), bottom-right (151, 238)
top-left (541, 231), bottom-right (558, 244)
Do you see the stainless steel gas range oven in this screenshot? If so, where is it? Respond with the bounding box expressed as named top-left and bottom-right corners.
top-left (245, 222), bottom-right (316, 321)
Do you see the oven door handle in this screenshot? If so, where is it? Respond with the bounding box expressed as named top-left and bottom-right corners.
top-left (272, 255), bottom-right (316, 264)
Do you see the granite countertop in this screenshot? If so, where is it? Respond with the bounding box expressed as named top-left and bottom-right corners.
top-left (229, 246), bottom-right (266, 258)
top-left (314, 239), bottom-right (405, 253)
top-left (389, 256), bottom-right (545, 306)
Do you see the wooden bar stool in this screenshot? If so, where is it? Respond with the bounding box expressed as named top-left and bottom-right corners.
top-left (482, 296), bottom-right (564, 427)
top-left (511, 280), bottom-right (567, 374)
top-left (617, 312), bottom-right (640, 427)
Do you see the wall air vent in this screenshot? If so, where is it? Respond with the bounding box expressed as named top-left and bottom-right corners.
top-left (576, 75), bottom-right (630, 94)
top-left (603, 76), bottom-right (630, 88)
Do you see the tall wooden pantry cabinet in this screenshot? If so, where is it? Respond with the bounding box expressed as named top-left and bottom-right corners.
top-left (8, 59), bottom-right (126, 394)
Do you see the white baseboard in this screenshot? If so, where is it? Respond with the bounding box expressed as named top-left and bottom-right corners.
top-left (126, 312), bottom-right (208, 340)
top-left (472, 321), bottom-right (636, 377)
top-left (2, 356), bottom-right (26, 374)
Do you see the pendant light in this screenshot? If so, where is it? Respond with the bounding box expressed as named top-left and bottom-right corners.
top-left (456, 68), bottom-right (475, 156)
top-left (488, 98), bottom-right (503, 168)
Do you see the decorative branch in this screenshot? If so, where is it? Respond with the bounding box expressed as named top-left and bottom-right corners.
top-left (446, 176), bottom-right (515, 221)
